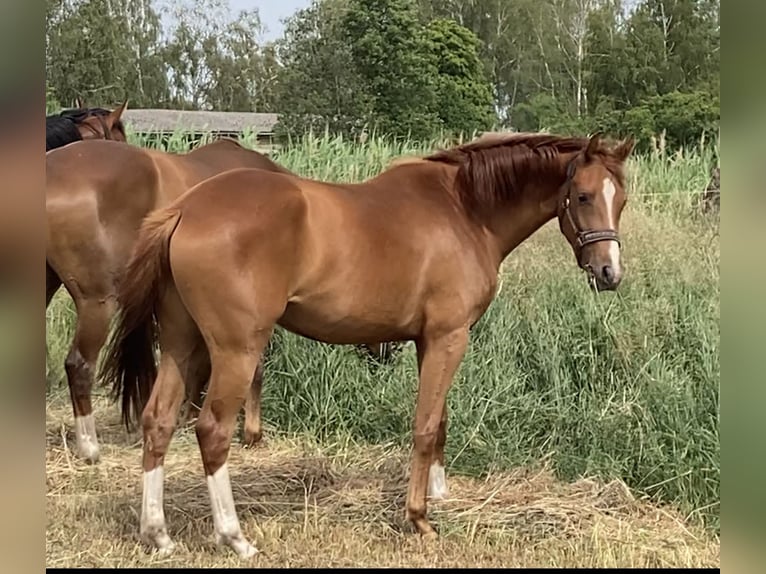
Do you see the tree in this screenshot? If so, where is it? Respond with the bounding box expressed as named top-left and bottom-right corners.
top-left (342, 0), bottom-right (441, 139)
top-left (203, 9), bottom-right (274, 111)
top-left (423, 18), bottom-right (496, 136)
top-left (46, 0), bottom-right (168, 107)
top-left (619, 0), bottom-right (719, 105)
top-left (275, 0), bottom-right (373, 137)
top-left (160, 0), bottom-right (274, 111)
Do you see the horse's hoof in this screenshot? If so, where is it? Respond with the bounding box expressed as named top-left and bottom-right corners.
top-left (141, 528), bottom-right (176, 557)
top-left (217, 534), bottom-right (259, 559)
top-left (242, 429), bottom-right (263, 448)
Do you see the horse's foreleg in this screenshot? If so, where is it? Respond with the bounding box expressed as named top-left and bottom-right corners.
top-left (428, 403), bottom-right (449, 500)
top-left (46, 262), bottom-right (62, 307)
top-left (405, 327), bottom-right (468, 538)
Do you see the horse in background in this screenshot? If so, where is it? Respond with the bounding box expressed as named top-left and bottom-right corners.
top-left (46, 100), bottom-right (128, 150)
top-left (0, 100), bottom-right (127, 289)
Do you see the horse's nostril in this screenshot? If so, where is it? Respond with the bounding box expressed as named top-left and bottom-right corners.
top-left (602, 265), bottom-right (615, 284)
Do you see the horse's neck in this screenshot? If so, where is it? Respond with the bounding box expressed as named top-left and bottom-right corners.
top-left (484, 180), bottom-right (562, 263)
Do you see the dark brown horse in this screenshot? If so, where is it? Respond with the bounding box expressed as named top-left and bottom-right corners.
top-left (100, 131), bottom-right (635, 557)
top-left (46, 101), bottom-right (128, 150)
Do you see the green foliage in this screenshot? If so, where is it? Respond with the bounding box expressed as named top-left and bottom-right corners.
top-left (342, 0), bottom-right (441, 139)
top-left (597, 91), bottom-right (720, 151)
top-left (513, 93), bottom-right (589, 135)
top-left (46, 0), bottom-right (166, 107)
top-left (274, 0), bottom-right (374, 139)
top-left (45, 0), bottom-right (720, 148)
top-left (161, 0), bottom-right (276, 111)
top-left (275, 0), bottom-right (498, 140)
top-left (423, 18), bottom-right (496, 137)
top-left (46, 87), bottom-right (61, 114)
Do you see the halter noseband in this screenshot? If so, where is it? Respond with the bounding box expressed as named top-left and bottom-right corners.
top-left (558, 158), bottom-right (621, 259)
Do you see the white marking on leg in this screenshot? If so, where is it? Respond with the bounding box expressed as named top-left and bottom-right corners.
top-left (207, 463), bottom-right (258, 558)
top-left (141, 466), bottom-right (176, 555)
top-left (74, 415), bottom-right (100, 462)
top-left (427, 462), bottom-right (449, 500)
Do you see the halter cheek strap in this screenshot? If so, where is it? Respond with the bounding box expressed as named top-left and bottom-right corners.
top-left (559, 160), bottom-right (621, 255)
top-left (560, 195), bottom-right (621, 249)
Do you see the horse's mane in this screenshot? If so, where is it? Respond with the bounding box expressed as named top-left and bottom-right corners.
top-left (46, 107), bottom-right (126, 151)
top-left (424, 132), bottom-right (627, 211)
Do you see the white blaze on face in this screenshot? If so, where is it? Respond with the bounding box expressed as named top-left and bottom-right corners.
top-left (600, 177), bottom-right (621, 275)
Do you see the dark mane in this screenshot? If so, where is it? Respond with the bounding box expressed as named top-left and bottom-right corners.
top-left (46, 115), bottom-right (83, 151)
top-left (46, 107), bottom-right (126, 151)
top-left (425, 132), bottom-right (626, 211)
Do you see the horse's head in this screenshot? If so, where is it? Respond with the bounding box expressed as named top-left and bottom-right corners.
top-left (71, 100), bottom-right (129, 143)
top-left (557, 133), bottom-right (635, 292)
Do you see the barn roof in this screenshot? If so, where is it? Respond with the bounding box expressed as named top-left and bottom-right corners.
top-left (121, 109), bottom-right (279, 135)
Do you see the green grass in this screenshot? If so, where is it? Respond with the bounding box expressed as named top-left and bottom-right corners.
top-left (45, 130), bottom-right (720, 534)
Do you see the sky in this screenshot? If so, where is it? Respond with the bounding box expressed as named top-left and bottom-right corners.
top-left (230, 0), bottom-right (311, 42)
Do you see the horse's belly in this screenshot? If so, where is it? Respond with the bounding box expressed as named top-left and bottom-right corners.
top-left (277, 294), bottom-right (420, 345)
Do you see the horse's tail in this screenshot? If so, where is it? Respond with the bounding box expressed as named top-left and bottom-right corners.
top-left (99, 208), bottom-right (183, 431)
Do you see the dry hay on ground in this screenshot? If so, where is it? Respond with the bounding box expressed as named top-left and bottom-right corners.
top-left (46, 395), bottom-right (719, 568)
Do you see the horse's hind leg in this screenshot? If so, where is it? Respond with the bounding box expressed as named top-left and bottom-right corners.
top-left (195, 329), bottom-right (272, 558)
top-left (179, 348), bottom-right (211, 426)
top-left (140, 286), bottom-right (206, 555)
top-left (46, 262), bottom-right (62, 307)
top-left (46, 262), bottom-right (64, 385)
top-left (242, 358), bottom-right (265, 447)
top-left (180, 353), bottom-right (265, 449)
top-left (65, 296), bottom-right (115, 463)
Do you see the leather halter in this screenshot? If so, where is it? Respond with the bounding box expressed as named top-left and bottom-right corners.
top-left (558, 158), bottom-right (620, 261)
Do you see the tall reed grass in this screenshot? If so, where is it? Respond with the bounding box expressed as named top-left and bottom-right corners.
top-left (45, 129), bottom-right (720, 532)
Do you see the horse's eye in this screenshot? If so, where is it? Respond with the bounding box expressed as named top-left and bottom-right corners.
top-left (578, 194), bottom-right (589, 204)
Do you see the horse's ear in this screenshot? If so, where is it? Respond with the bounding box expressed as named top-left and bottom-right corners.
top-left (613, 136), bottom-right (636, 162)
top-left (585, 131), bottom-right (603, 161)
top-left (107, 100), bottom-right (128, 126)
top-left (75, 97), bottom-right (85, 109)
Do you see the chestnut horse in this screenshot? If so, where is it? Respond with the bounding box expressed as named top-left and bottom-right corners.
top-left (100, 132), bottom-right (635, 557)
top-left (46, 101), bottom-right (128, 150)
top-left (1, 103), bottom-right (125, 292)
top-left (46, 138), bottom-right (295, 463)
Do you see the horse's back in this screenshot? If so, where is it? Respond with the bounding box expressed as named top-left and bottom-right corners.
top-left (161, 166), bottom-right (489, 343)
top-left (184, 138), bottom-right (291, 175)
top-left (47, 140), bottom-right (160, 211)
top-left (46, 141), bottom-right (163, 283)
